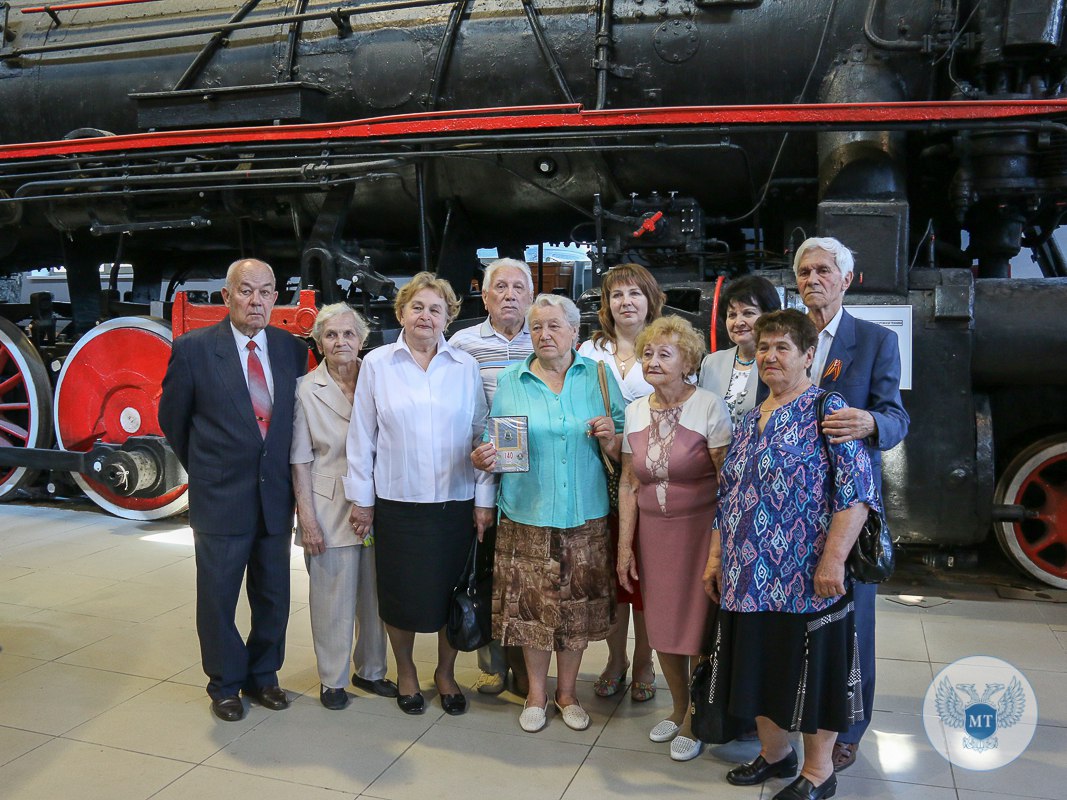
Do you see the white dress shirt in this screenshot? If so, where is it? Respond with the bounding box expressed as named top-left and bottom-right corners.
top-left (230, 323), bottom-right (275, 401)
top-left (811, 306), bottom-right (844, 387)
top-left (344, 332), bottom-right (495, 508)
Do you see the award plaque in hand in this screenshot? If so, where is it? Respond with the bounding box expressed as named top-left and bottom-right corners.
top-left (488, 415), bottom-right (530, 473)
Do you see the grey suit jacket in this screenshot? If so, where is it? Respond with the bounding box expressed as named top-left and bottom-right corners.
top-left (697, 346), bottom-right (759, 420)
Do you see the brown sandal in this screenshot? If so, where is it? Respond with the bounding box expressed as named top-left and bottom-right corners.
top-left (832, 741), bottom-right (858, 772)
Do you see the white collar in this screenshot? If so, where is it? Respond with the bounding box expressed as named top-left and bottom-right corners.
top-left (394, 330), bottom-right (462, 364)
top-left (230, 322), bottom-right (268, 350)
top-left (820, 306), bottom-right (845, 340)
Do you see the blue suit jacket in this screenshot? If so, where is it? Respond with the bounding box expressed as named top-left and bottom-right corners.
top-left (159, 319), bottom-right (309, 536)
top-left (817, 310), bottom-right (909, 487)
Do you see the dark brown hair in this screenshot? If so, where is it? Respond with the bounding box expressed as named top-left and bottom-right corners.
top-left (753, 309), bottom-right (818, 354)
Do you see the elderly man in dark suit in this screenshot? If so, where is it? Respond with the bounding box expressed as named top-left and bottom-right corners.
top-left (793, 237), bottom-right (910, 772)
top-left (160, 258), bottom-right (309, 722)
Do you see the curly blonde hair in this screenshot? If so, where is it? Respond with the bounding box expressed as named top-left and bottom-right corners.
top-left (635, 315), bottom-right (706, 376)
top-left (393, 271), bottom-right (462, 324)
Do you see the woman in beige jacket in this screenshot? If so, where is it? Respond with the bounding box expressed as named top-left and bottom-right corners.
top-left (291, 303), bottom-right (396, 709)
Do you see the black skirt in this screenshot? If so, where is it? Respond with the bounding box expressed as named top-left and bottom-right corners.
top-left (374, 497), bottom-right (474, 633)
top-left (702, 590), bottom-right (863, 736)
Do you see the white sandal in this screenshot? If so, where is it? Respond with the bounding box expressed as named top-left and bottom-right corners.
top-left (649, 719), bottom-right (680, 742)
top-left (670, 735), bottom-right (705, 762)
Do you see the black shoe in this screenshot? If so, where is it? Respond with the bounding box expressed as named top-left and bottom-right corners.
top-left (352, 675), bottom-right (400, 698)
top-left (772, 774), bottom-right (837, 800)
top-left (211, 695), bottom-right (244, 722)
top-left (440, 692), bottom-right (468, 716)
top-left (243, 685), bottom-right (290, 711)
top-left (396, 692), bottom-right (426, 715)
top-left (727, 749), bottom-right (799, 786)
top-left (320, 686), bottom-right (349, 710)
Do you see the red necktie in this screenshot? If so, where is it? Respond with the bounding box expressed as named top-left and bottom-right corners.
top-left (246, 341), bottom-right (272, 438)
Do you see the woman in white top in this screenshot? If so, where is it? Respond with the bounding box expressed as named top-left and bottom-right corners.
top-left (697, 275), bottom-right (782, 428)
top-left (577, 262), bottom-right (665, 703)
top-left (345, 272), bottom-right (495, 718)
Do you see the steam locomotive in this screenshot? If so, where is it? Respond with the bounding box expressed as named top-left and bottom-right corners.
top-left (0, 0), bottom-right (1066, 588)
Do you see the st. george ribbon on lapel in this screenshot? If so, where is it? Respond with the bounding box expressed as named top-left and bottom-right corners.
top-left (823, 358), bottom-right (843, 383)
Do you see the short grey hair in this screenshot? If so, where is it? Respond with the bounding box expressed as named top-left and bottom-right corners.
top-left (483, 258), bottom-right (534, 294)
top-left (527, 293), bottom-right (580, 329)
top-left (311, 302), bottom-right (369, 346)
top-left (793, 237), bottom-right (854, 278)
top-left (225, 258), bottom-right (275, 289)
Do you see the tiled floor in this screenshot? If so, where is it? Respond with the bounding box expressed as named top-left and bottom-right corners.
top-left (1, 502), bottom-right (1066, 800)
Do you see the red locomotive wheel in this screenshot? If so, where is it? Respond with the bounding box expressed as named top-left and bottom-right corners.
top-left (0, 317), bottom-right (54, 499)
top-left (53, 317), bottom-right (188, 520)
top-left (994, 434), bottom-right (1067, 589)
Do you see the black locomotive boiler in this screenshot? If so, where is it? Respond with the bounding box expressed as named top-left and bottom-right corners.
top-left (0, 0), bottom-right (1066, 588)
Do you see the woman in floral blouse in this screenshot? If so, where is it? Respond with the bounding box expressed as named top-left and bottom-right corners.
top-left (703, 309), bottom-right (878, 800)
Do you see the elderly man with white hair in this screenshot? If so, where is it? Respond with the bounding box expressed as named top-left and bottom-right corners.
top-left (791, 236), bottom-right (910, 771)
top-left (449, 257), bottom-right (535, 696)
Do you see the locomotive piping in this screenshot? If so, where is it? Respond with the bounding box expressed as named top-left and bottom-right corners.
top-left (172, 0), bottom-right (264, 92)
top-left (2, 0), bottom-right (453, 59)
top-left (426, 0), bottom-right (471, 111)
top-left (520, 0), bottom-right (576, 105)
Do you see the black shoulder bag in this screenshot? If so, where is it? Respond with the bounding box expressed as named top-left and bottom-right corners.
top-left (816, 391), bottom-right (895, 583)
top-left (445, 536), bottom-right (493, 651)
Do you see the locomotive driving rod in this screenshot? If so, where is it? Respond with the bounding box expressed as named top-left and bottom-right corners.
top-left (0, 437), bottom-right (184, 497)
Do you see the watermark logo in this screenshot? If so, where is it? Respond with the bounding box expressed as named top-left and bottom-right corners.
top-left (923, 656), bottom-right (1037, 770)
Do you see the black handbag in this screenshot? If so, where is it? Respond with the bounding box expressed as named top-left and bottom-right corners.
top-left (689, 616), bottom-right (742, 744)
top-left (445, 536), bottom-right (493, 652)
top-left (596, 360), bottom-right (621, 511)
top-left (816, 391), bottom-right (895, 583)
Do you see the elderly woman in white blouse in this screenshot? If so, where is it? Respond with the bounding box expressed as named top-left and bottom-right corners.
top-left (345, 272), bottom-right (495, 717)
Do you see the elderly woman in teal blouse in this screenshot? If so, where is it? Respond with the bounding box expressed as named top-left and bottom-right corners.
top-left (473, 293), bottom-right (625, 735)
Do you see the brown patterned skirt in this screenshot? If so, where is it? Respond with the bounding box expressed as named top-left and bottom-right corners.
top-left (492, 514), bottom-right (614, 652)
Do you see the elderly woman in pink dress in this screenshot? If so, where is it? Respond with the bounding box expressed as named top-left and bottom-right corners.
top-left (617, 315), bottom-right (732, 762)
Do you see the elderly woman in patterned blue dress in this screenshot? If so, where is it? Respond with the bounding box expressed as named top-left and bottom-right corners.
top-left (702, 309), bottom-right (878, 800)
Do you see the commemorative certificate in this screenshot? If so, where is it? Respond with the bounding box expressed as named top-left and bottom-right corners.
top-left (488, 415), bottom-right (529, 473)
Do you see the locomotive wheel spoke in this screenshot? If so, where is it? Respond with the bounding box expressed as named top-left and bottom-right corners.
top-left (0, 318), bottom-right (53, 499)
top-left (0, 374), bottom-right (23, 395)
top-left (0, 418), bottom-right (29, 441)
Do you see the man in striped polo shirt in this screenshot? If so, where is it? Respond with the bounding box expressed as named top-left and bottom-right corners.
top-left (448, 257), bottom-right (534, 695)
